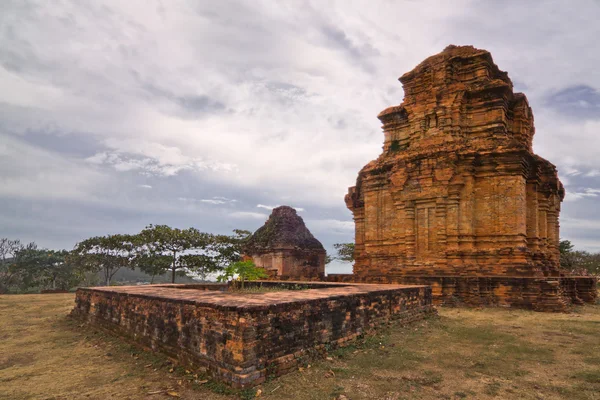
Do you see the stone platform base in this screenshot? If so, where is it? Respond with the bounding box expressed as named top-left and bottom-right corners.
top-left (326, 275), bottom-right (597, 312)
top-left (71, 281), bottom-right (434, 388)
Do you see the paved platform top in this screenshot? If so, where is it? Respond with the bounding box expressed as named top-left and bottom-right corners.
top-left (78, 282), bottom-right (427, 311)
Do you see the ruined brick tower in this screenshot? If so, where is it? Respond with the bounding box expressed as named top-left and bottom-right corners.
top-left (344, 45), bottom-right (597, 310)
top-left (244, 206), bottom-right (326, 279)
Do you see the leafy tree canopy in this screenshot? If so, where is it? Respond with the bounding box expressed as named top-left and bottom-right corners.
top-left (137, 224), bottom-right (212, 283)
top-left (71, 234), bottom-right (137, 286)
top-left (217, 260), bottom-right (268, 289)
top-left (559, 239), bottom-right (600, 276)
top-left (329, 242), bottom-right (355, 263)
top-left (0, 240), bottom-right (37, 293)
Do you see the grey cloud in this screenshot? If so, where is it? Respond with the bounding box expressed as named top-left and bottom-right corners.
top-left (140, 82), bottom-right (227, 118)
top-left (265, 82), bottom-right (306, 93)
top-left (16, 130), bottom-right (105, 158)
top-left (176, 95), bottom-right (225, 114)
top-left (319, 24), bottom-right (379, 72)
top-left (320, 25), bottom-right (363, 59)
top-left (0, 8), bottom-right (54, 77)
top-left (544, 85), bottom-right (600, 119)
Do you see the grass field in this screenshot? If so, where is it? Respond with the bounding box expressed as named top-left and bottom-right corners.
top-left (1, 294), bottom-right (599, 400)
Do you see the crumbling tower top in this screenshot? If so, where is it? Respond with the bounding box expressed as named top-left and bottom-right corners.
top-left (377, 45), bottom-right (534, 154)
top-left (244, 206), bottom-right (324, 253)
top-left (243, 206), bottom-right (326, 279)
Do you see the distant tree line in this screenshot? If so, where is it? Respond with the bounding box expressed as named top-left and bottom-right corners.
top-left (0, 226), bottom-right (252, 294)
top-left (0, 239), bottom-right (77, 294)
top-left (559, 240), bottom-right (600, 277)
top-left (5, 234), bottom-right (595, 294)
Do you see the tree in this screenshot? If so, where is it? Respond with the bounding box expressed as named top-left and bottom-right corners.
top-left (564, 250), bottom-right (600, 276)
top-left (137, 225), bottom-right (211, 283)
top-left (2, 239), bottom-right (83, 293)
top-left (558, 238), bottom-right (600, 277)
top-left (178, 253), bottom-right (217, 281)
top-left (201, 229), bottom-right (252, 280)
top-left (132, 232), bottom-right (173, 284)
top-left (13, 248), bottom-right (78, 291)
top-left (8, 244), bottom-right (41, 291)
top-left (0, 238), bottom-right (21, 264)
top-left (559, 239), bottom-right (575, 270)
top-left (0, 238), bottom-right (22, 292)
top-left (217, 260), bottom-right (268, 289)
top-left (0, 239), bottom-right (38, 293)
top-left (72, 234), bottom-right (136, 286)
top-left (332, 243), bottom-right (355, 263)
top-left (559, 239), bottom-right (574, 254)
top-left (325, 254), bottom-right (334, 265)
top-left (37, 250), bottom-right (81, 290)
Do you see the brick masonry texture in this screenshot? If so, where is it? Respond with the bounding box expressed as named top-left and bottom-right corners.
top-left (244, 206), bottom-right (326, 279)
top-left (342, 45), bottom-right (597, 311)
top-left (71, 282), bottom-right (434, 388)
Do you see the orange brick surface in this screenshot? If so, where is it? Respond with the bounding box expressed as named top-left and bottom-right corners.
top-left (342, 46), bottom-right (597, 310)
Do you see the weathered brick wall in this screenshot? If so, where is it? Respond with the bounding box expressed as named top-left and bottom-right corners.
top-left (245, 286), bottom-right (432, 382)
top-left (72, 283), bottom-right (434, 387)
top-left (72, 288), bottom-right (253, 385)
top-left (326, 275), bottom-right (597, 312)
top-left (249, 249), bottom-right (325, 280)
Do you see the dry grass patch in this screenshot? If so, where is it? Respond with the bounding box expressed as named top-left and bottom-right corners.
top-left (1, 293), bottom-right (599, 399)
top-left (0, 294), bottom-right (229, 400)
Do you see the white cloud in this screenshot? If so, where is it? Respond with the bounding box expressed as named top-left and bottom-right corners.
top-left (563, 167), bottom-right (581, 176)
top-left (85, 147), bottom-right (236, 177)
top-left (201, 199), bottom-right (226, 204)
top-left (137, 184), bottom-right (152, 189)
top-left (178, 196), bottom-right (237, 205)
top-left (585, 170), bottom-right (600, 177)
top-left (257, 204), bottom-right (305, 212)
top-left (564, 188), bottom-right (600, 202)
top-left (213, 196), bottom-right (235, 201)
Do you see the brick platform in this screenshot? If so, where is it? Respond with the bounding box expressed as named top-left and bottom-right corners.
top-left (71, 282), bottom-right (434, 388)
top-left (327, 275), bottom-right (597, 312)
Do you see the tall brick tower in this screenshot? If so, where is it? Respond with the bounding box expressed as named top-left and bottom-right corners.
top-left (344, 45), bottom-right (597, 310)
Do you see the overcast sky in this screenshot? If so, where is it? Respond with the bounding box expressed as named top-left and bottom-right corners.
top-left (1, 1), bottom-right (600, 273)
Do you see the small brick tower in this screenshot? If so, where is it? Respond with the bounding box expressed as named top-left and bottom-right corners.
top-left (244, 206), bottom-right (326, 279)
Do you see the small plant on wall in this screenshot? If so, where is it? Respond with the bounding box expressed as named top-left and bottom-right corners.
top-left (217, 260), bottom-right (268, 289)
